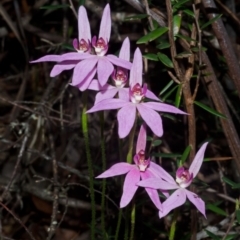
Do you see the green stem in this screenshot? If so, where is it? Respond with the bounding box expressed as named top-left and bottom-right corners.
top-left (169, 208), bottom-right (179, 240)
top-left (114, 208), bottom-right (122, 240)
top-left (100, 112), bottom-right (107, 239)
top-left (126, 120), bottom-right (137, 164)
top-left (81, 91), bottom-right (96, 240)
top-left (129, 203), bottom-right (136, 240)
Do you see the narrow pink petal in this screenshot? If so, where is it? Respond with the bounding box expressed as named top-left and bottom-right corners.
top-left (136, 124), bottom-right (147, 153)
top-left (148, 162), bottom-right (176, 184)
top-left (143, 102), bottom-right (187, 115)
top-left (50, 61), bottom-right (78, 77)
top-left (78, 6), bottom-right (91, 41)
top-left (119, 37), bottom-right (130, 61)
top-left (96, 162), bottom-right (134, 178)
top-left (97, 58), bottom-right (114, 86)
top-left (141, 171), bottom-right (162, 210)
top-left (159, 189), bottom-right (186, 218)
top-left (30, 52), bottom-right (91, 63)
top-left (99, 4), bottom-right (111, 42)
top-left (189, 142), bottom-right (208, 178)
top-left (145, 89), bottom-right (160, 101)
top-left (95, 88), bottom-right (118, 103)
top-left (137, 178), bottom-right (178, 190)
top-left (87, 99), bottom-right (128, 113)
top-left (118, 88), bottom-right (129, 101)
top-left (72, 58), bottom-right (98, 86)
top-left (185, 189), bottom-right (206, 218)
top-left (117, 104), bottom-right (136, 138)
top-left (137, 104), bottom-right (163, 137)
top-left (88, 81), bottom-right (114, 91)
top-left (78, 67), bottom-right (97, 91)
top-left (129, 48), bottom-right (142, 86)
top-left (87, 80), bottom-right (101, 91)
top-left (106, 55), bottom-right (132, 69)
top-left (120, 168), bottom-right (140, 208)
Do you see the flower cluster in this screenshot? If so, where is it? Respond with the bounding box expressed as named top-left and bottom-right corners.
top-left (31, 4), bottom-right (208, 219)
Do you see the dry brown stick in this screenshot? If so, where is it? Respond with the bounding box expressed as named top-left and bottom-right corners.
top-left (0, 124), bottom-right (29, 201)
top-left (201, 52), bottom-right (240, 175)
top-left (0, 201), bottom-right (36, 240)
top-left (201, 0), bottom-right (240, 98)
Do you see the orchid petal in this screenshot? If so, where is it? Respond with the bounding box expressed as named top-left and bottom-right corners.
top-left (72, 58), bottom-right (98, 86)
top-left (145, 89), bottom-right (160, 101)
top-left (97, 58), bottom-right (114, 86)
top-left (137, 178), bottom-right (178, 190)
top-left (107, 55), bottom-right (132, 69)
top-left (78, 67), bottom-right (97, 91)
top-left (136, 124), bottom-right (147, 153)
top-left (87, 80), bottom-right (102, 91)
top-left (137, 104), bottom-right (163, 137)
top-left (143, 102), bottom-right (186, 115)
top-left (120, 168), bottom-right (140, 208)
top-left (189, 142), bottom-right (208, 178)
top-left (96, 162), bottom-right (134, 178)
top-left (159, 189), bottom-right (186, 218)
top-left (87, 99), bottom-right (128, 113)
top-left (148, 162), bottom-right (176, 184)
top-left (119, 37), bottom-right (130, 61)
top-left (185, 189), bottom-right (206, 218)
top-left (129, 48), bottom-right (142, 86)
top-left (78, 6), bottom-right (91, 41)
top-left (99, 4), bottom-right (111, 42)
top-left (117, 104), bottom-right (136, 138)
top-left (141, 171), bottom-right (162, 210)
top-left (118, 88), bottom-right (129, 101)
top-left (50, 61), bottom-right (78, 77)
top-left (31, 52), bottom-right (91, 63)
top-left (95, 88), bottom-right (118, 103)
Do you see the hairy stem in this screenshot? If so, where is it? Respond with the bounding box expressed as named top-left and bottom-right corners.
top-left (169, 208), bottom-right (179, 240)
top-left (82, 91), bottom-right (96, 240)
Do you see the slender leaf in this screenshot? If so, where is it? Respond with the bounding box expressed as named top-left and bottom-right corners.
top-left (180, 145), bottom-right (191, 165)
top-left (206, 203), bottom-right (228, 217)
top-left (236, 209), bottom-right (240, 224)
top-left (191, 47), bottom-right (207, 52)
top-left (222, 176), bottom-right (240, 189)
top-left (159, 80), bottom-right (174, 95)
top-left (205, 230), bottom-right (220, 240)
top-left (143, 53), bottom-right (159, 61)
top-left (175, 84), bottom-right (182, 107)
top-left (152, 139), bottom-right (162, 147)
top-left (201, 14), bottom-right (222, 30)
top-left (173, 0), bottom-right (191, 9)
top-left (225, 234), bottom-right (239, 240)
top-left (162, 85), bottom-right (179, 101)
top-left (156, 42), bottom-right (171, 50)
top-left (183, 9), bottom-right (194, 17)
top-left (124, 14), bottom-right (148, 21)
top-left (137, 27), bottom-right (168, 44)
top-left (157, 52), bottom-right (174, 68)
top-left (173, 14), bottom-right (182, 36)
top-left (194, 101), bottom-right (227, 119)
top-left (175, 33), bottom-right (197, 42)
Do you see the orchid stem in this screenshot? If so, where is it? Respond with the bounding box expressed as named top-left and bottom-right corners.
top-left (129, 203), bottom-right (136, 240)
top-left (169, 208), bottom-right (179, 240)
top-left (100, 111), bottom-right (107, 239)
top-left (114, 208), bottom-right (122, 240)
top-left (126, 120), bottom-right (137, 164)
top-left (126, 120), bottom-right (137, 239)
top-left (81, 91), bottom-right (96, 240)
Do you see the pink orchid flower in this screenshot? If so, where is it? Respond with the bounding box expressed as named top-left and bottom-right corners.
top-left (137, 142), bottom-right (208, 218)
top-left (87, 48), bottom-right (186, 138)
top-left (31, 5), bottom-right (132, 90)
top-left (96, 124), bottom-right (173, 209)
